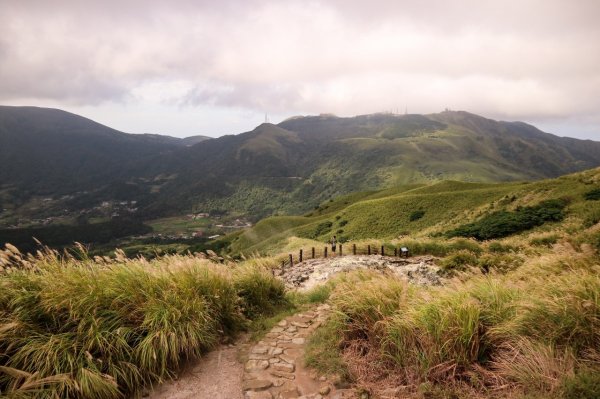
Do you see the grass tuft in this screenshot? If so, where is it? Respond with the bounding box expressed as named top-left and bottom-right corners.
top-left (0, 248), bottom-right (286, 398)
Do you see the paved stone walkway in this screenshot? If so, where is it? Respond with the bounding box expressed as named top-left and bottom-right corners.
top-left (242, 304), bottom-right (353, 399)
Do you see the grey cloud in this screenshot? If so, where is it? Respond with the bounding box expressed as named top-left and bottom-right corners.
top-left (183, 82), bottom-right (304, 112)
top-left (0, 0), bottom-right (599, 138)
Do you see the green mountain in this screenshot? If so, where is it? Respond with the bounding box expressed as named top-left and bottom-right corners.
top-left (0, 106), bottom-right (179, 193)
top-left (2, 106), bottom-right (600, 226)
top-left (0, 106), bottom-right (210, 219)
top-left (180, 135), bottom-right (212, 146)
top-left (131, 111), bottom-right (600, 219)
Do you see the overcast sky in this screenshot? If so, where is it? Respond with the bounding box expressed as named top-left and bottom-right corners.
top-left (1, 0), bottom-right (599, 139)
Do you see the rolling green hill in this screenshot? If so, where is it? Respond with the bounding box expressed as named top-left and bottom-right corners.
top-left (226, 167), bottom-right (600, 255)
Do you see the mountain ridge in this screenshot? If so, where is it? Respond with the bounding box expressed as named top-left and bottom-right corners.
top-left (2, 105), bottom-right (600, 225)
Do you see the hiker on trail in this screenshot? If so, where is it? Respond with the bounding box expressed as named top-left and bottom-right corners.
top-left (331, 235), bottom-right (337, 253)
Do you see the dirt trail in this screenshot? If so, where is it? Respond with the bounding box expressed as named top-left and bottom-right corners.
top-left (147, 339), bottom-right (247, 399)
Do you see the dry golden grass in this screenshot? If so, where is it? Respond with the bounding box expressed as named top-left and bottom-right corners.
top-left (0, 244), bottom-right (286, 399)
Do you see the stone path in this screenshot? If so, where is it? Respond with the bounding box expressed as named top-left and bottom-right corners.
top-left (242, 304), bottom-right (353, 399)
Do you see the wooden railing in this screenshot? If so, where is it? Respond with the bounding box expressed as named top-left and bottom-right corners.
top-left (278, 243), bottom-right (410, 274)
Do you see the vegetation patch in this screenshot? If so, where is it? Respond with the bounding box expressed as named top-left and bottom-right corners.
top-left (487, 241), bottom-right (518, 253)
top-left (530, 233), bottom-right (560, 247)
top-left (583, 187), bottom-right (600, 201)
top-left (561, 369), bottom-right (600, 399)
top-left (304, 317), bottom-right (351, 383)
top-left (311, 221), bottom-right (333, 239)
top-left (439, 250), bottom-right (478, 272)
top-left (478, 252), bottom-right (523, 273)
top-left (447, 199), bottom-right (568, 240)
top-left (583, 207), bottom-right (600, 228)
top-left (409, 209), bottom-right (425, 221)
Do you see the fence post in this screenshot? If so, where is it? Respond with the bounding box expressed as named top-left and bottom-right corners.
top-left (312, 247), bottom-right (315, 259)
top-left (394, 247), bottom-right (397, 257)
top-left (381, 245), bottom-right (385, 256)
top-left (289, 254), bottom-right (293, 268)
top-left (324, 247), bottom-right (328, 258)
top-left (339, 244), bottom-right (342, 256)
top-left (272, 268), bottom-right (275, 276)
top-left (367, 245), bottom-right (371, 255)
top-left (299, 249), bottom-right (303, 263)
top-left (353, 244), bottom-right (356, 255)
top-left (281, 260), bottom-right (285, 275)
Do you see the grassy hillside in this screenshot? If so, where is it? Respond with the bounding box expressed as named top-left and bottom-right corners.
top-left (227, 167), bottom-right (600, 255)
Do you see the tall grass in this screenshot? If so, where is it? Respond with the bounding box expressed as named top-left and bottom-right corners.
top-left (309, 250), bottom-right (600, 397)
top-left (0, 245), bottom-right (285, 398)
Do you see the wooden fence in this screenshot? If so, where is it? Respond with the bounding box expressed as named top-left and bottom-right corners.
top-left (277, 243), bottom-right (410, 274)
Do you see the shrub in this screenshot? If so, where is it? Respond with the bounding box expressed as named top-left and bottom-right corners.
top-left (514, 272), bottom-right (600, 355)
top-left (447, 199), bottom-right (567, 240)
top-left (593, 231), bottom-right (600, 252)
top-left (305, 317), bottom-right (351, 381)
top-left (440, 250), bottom-right (478, 272)
top-left (383, 289), bottom-right (490, 377)
top-left (312, 221), bottom-right (333, 238)
top-left (330, 274), bottom-right (412, 340)
top-left (409, 209), bottom-right (425, 221)
top-left (492, 340), bottom-right (576, 394)
top-left (449, 238), bottom-right (483, 255)
top-left (289, 284), bottom-right (333, 305)
top-left (583, 188), bottom-right (600, 201)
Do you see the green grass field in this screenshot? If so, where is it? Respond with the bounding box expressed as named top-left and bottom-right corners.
top-left (226, 168), bottom-right (600, 256)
